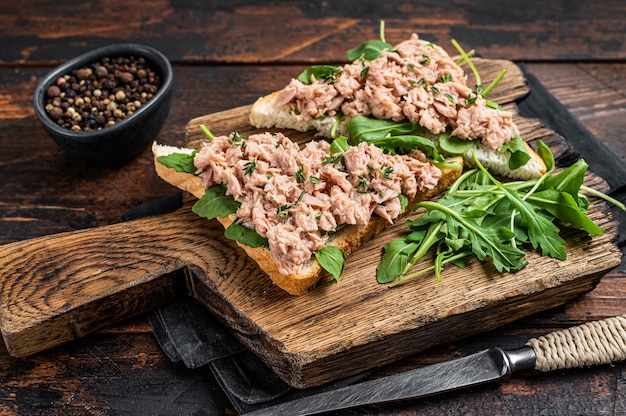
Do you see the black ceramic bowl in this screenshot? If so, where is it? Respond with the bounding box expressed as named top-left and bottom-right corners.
top-left (33, 44), bottom-right (173, 163)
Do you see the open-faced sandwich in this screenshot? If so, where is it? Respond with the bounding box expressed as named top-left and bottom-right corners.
top-left (153, 132), bottom-right (462, 295)
top-left (153, 28), bottom-right (563, 295)
top-left (250, 30), bottom-right (546, 181)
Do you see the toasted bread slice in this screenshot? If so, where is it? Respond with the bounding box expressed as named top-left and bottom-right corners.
top-left (152, 142), bottom-right (463, 295)
top-left (250, 91), bottom-right (348, 138)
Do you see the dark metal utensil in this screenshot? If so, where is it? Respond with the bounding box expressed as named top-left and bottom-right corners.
top-left (245, 315), bottom-right (626, 415)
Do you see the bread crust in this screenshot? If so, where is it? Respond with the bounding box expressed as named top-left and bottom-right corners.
top-left (152, 142), bottom-right (462, 295)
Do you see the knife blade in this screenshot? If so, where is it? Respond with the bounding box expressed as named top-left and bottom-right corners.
top-left (244, 315), bottom-right (626, 416)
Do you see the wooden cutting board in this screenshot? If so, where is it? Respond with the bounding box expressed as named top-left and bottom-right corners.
top-left (0, 59), bottom-right (621, 389)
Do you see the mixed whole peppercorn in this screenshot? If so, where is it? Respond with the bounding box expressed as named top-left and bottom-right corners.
top-left (44, 55), bottom-right (161, 132)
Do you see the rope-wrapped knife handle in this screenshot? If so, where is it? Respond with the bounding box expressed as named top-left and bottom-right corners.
top-left (526, 315), bottom-right (626, 371)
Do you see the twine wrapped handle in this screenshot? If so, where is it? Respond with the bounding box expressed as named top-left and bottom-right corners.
top-left (526, 315), bottom-right (626, 372)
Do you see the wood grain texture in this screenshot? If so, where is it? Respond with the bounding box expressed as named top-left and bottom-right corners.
top-left (0, 2), bottom-right (625, 413)
top-left (180, 60), bottom-right (621, 387)
top-left (2, 0), bottom-right (625, 64)
top-left (0, 206), bottom-right (215, 356)
top-left (526, 63), bottom-right (626, 165)
top-left (0, 58), bottom-right (621, 390)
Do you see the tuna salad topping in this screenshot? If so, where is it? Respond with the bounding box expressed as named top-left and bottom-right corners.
top-left (193, 132), bottom-right (442, 276)
top-left (276, 34), bottom-right (519, 150)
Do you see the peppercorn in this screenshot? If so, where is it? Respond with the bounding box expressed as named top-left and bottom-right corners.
top-left (44, 55), bottom-right (161, 132)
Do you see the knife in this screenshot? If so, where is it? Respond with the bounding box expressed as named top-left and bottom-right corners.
top-left (244, 315), bottom-right (626, 415)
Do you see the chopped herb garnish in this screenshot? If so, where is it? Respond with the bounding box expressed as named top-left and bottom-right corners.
top-left (243, 157), bottom-right (258, 176)
top-left (295, 165), bottom-right (305, 183)
top-left (295, 190), bottom-right (305, 205)
top-left (360, 66), bottom-right (370, 78)
top-left (437, 74), bottom-right (452, 83)
top-left (445, 93), bottom-right (457, 106)
top-left (381, 165), bottom-right (394, 179)
top-left (419, 54), bottom-right (431, 64)
top-left (464, 92), bottom-right (478, 106)
top-left (322, 154), bottom-right (344, 166)
top-left (355, 175), bottom-right (369, 193)
top-left (229, 131), bottom-right (243, 145)
top-left (275, 191), bottom-right (305, 220)
top-left (309, 176), bottom-right (322, 184)
top-left (276, 204), bottom-right (290, 219)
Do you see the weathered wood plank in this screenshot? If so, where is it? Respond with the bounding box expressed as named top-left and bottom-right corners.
top-left (526, 62), bottom-right (626, 165)
top-left (0, 59), bottom-right (621, 391)
top-left (0, 326), bottom-right (233, 416)
top-left (0, 5), bottom-right (625, 408)
top-left (2, 0), bottom-right (625, 64)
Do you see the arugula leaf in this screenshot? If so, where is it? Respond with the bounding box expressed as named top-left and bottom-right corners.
top-left (472, 153), bottom-right (567, 260)
top-left (346, 116), bottom-right (417, 144)
top-left (536, 140), bottom-right (555, 172)
top-left (481, 69), bottom-right (507, 97)
top-left (157, 151), bottom-right (198, 174)
top-left (418, 201), bottom-right (528, 271)
top-left (346, 116), bottom-right (444, 160)
top-left (438, 133), bottom-right (476, 155)
top-left (527, 189), bottom-right (603, 236)
top-left (368, 135), bottom-right (442, 158)
top-left (541, 158), bottom-right (587, 201)
top-left (377, 146), bottom-right (612, 287)
top-left (451, 39), bottom-right (482, 94)
top-left (346, 40), bottom-right (395, 61)
top-left (377, 239), bottom-right (420, 283)
top-left (398, 194), bottom-right (409, 213)
top-left (224, 221), bottom-right (269, 248)
top-left (315, 246), bottom-right (346, 283)
top-left (297, 65), bottom-right (342, 85)
top-left (500, 136), bottom-right (531, 170)
top-left (329, 135), bottom-right (350, 154)
top-left (192, 184), bottom-right (241, 219)
top-left (200, 124), bottom-right (215, 140)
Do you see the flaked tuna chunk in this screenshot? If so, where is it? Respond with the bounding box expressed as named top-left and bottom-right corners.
top-left (451, 96), bottom-right (520, 149)
top-left (277, 33), bottom-right (519, 149)
top-left (193, 132), bottom-right (441, 276)
top-left (334, 60), bottom-right (365, 97)
top-left (276, 78), bottom-right (343, 121)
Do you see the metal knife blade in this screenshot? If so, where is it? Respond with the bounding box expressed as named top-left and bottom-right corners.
top-left (244, 315), bottom-right (626, 415)
top-left (244, 346), bottom-right (536, 416)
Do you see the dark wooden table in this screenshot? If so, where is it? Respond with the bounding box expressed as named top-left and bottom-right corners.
top-left (1, 1), bottom-right (625, 415)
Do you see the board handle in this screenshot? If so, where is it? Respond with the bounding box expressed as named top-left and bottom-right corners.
top-left (0, 206), bottom-right (228, 357)
top-left (526, 315), bottom-right (626, 371)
